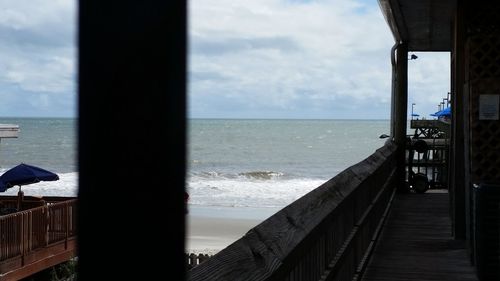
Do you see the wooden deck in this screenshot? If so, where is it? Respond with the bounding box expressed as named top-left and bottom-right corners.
top-left (0, 197), bottom-right (77, 281)
top-left (361, 190), bottom-right (478, 281)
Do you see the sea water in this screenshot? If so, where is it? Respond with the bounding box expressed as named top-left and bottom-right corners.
top-left (187, 119), bottom-right (389, 213)
top-left (0, 118), bottom-right (77, 196)
top-left (0, 118), bottom-right (390, 210)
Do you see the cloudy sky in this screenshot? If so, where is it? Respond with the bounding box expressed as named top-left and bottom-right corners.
top-left (0, 0), bottom-right (76, 117)
top-left (0, 0), bottom-right (450, 119)
top-left (189, 0), bottom-right (450, 119)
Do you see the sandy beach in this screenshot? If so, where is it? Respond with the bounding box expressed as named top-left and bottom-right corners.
top-left (186, 206), bottom-right (280, 255)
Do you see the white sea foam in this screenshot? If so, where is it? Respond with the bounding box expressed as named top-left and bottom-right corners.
top-left (187, 175), bottom-right (326, 208)
top-left (0, 169), bottom-right (325, 209)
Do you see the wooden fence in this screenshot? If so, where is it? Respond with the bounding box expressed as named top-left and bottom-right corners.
top-left (0, 199), bottom-right (77, 275)
top-left (188, 143), bottom-right (398, 281)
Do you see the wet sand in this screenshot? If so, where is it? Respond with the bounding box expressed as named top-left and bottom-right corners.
top-left (185, 205), bottom-right (280, 255)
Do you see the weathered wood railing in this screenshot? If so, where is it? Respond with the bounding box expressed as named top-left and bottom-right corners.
top-left (189, 143), bottom-right (398, 281)
top-left (0, 196), bottom-right (77, 213)
top-left (0, 199), bottom-right (77, 275)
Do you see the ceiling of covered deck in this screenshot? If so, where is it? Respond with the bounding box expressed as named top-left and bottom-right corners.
top-left (378, 0), bottom-right (455, 51)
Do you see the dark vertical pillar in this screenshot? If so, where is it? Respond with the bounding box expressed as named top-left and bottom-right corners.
top-left (451, 0), bottom-right (466, 240)
top-left (78, 1), bottom-right (186, 280)
top-left (394, 42), bottom-right (408, 189)
top-left (390, 43), bottom-right (399, 139)
top-left (449, 52), bottom-right (456, 232)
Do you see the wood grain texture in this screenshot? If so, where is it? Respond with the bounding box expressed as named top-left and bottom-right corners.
top-left (189, 144), bottom-right (398, 281)
top-left (361, 192), bottom-right (478, 281)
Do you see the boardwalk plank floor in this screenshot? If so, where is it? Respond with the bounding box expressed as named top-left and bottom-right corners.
top-left (362, 191), bottom-right (478, 281)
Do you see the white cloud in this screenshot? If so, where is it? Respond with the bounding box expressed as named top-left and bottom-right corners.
top-left (0, 0), bottom-right (74, 28)
top-left (0, 0), bottom-right (76, 117)
top-left (0, 0), bottom-right (449, 118)
top-left (407, 52), bottom-right (451, 117)
top-left (189, 0), bottom-right (450, 119)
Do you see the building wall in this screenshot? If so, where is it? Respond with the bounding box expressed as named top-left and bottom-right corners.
top-left (465, 2), bottom-right (500, 184)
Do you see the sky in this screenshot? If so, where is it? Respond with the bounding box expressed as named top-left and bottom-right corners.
top-left (0, 0), bottom-right (450, 119)
top-left (0, 0), bottom-right (76, 117)
top-left (189, 0), bottom-right (451, 119)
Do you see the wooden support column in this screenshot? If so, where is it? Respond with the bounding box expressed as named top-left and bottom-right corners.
top-left (394, 42), bottom-right (408, 189)
top-left (78, 1), bottom-right (187, 280)
top-left (451, 1), bottom-right (466, 240)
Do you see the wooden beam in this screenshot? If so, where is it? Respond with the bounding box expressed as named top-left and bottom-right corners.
top-left (0, 240), bottom-right (76, 281)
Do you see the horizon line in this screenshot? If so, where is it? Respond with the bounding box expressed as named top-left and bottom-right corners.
top-left (188, 117), bottom-right (391, 121)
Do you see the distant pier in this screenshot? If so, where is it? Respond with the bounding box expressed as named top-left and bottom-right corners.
top-left (0, 124), bottom-right (19, 140)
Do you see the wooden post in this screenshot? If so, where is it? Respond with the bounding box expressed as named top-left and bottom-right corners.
top-left (45, 205), bottom-right (49, 247)
top-left (451, 1), bottom-right (466, 240)
top-left (78, 1), bottom-right (187, 280)
top-left (17, 190), bottom-right (24, 211)
top-left (20, 213), bottom-right (25, 266)
top-left (394, 42), bottom-right (408, 190)
top-left (65, 202), bottom-right (69, 250)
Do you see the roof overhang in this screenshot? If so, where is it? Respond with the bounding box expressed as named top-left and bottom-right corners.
top-left (378, 0), bottom-right (455, 51)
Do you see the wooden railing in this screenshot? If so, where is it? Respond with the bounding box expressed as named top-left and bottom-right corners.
top-left (0, 199), bottom-right (77, 265)
top-left (189, 143), bottom-right (398, 281)
top-left (0, 196), bottom-right (77, 214)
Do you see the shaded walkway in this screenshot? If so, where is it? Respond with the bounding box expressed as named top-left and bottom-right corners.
top-left (362, 191), bottom-right (478, 281)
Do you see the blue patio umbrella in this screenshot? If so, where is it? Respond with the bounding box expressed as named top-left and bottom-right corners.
top-left (431, 107), bottom-right (451, 117)
top-left (0, 163), bottom-right (59, 192)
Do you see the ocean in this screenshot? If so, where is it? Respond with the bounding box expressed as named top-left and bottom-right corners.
top-left (187, 119), bottom-right (389, 214)
top-left (0, 118), bottom-right (390, 211)
top-left (0, 118), bottom-right (390, 253)
top-left (0, 118), bottom-right (77, 197)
